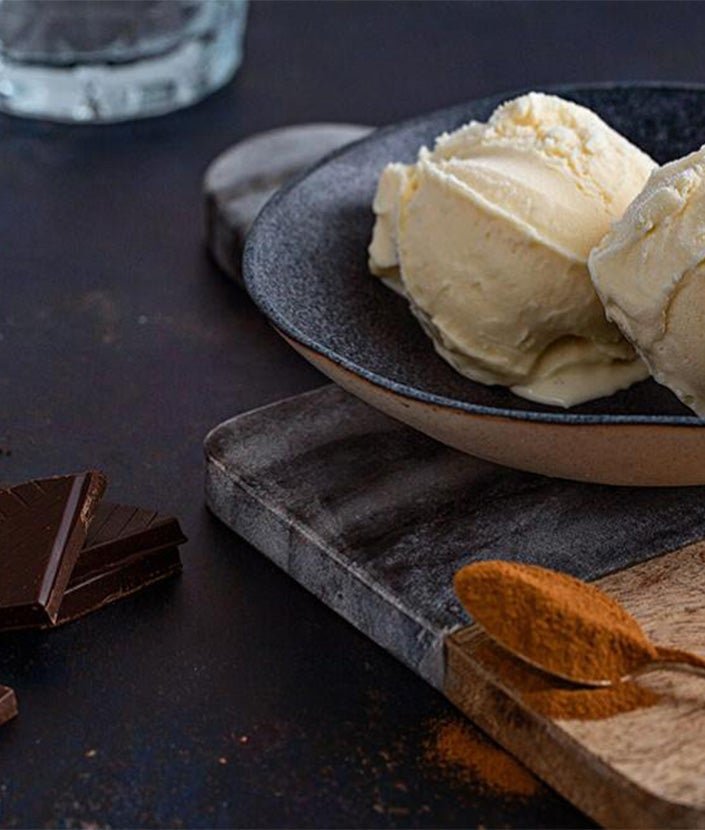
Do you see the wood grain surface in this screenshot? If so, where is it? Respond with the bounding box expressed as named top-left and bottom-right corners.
top-left (446, 544), bottom-right (705, 828)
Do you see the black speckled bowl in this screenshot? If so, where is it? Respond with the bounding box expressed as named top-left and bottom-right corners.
top-left (244, 84), bottom-right (705, 486)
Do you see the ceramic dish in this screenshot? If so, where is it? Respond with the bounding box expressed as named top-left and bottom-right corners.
top-left (244, 84), bottom-right (705, 486)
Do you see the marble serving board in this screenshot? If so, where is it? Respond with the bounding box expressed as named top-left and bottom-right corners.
top-left (205, 385), bottom-right (705, 829)
top-left (203, 123), bottom-right (371, 284)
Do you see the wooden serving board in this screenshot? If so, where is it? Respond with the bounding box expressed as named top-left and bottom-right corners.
top-left (205, 385), bottom-right (705, 829)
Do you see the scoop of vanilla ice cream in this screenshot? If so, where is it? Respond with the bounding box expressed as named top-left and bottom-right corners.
top-left (589, 146), bottom-right (705, 416)
top-left (368, 92), bottom-right (655, 407)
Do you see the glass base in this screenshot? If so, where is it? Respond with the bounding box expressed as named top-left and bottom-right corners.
top-left (0, 3), bottom-right (246, 122)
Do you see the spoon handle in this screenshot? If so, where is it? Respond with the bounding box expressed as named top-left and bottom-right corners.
top-left (625, 646), bottom-right (705, 682)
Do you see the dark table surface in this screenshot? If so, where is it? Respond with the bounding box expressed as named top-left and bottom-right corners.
top-left (2, 2), bottom-right (705, 827)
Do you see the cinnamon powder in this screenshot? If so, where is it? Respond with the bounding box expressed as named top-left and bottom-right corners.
top-left (454, 560), bottom-right (664, 720)
top-left (425, 717), bottom-right (539, 797)
top-left (454, 560), bottom-right (658, 684)
top-left (472, 637), bottom-right (661, 720)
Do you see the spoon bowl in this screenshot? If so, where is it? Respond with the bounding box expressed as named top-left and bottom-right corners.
top-left (478, 624), bottom-right (705, 688)
top-left (455, 560), bottom-right (705, 688)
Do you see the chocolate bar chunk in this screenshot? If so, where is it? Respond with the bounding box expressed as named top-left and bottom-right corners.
top-left (57, 502), bottom-right (185, 625)
top-left (0, 476), bottom-right (185, 632)
top-left (0, 472), bottom-right (106, 628)
top-left (0, 686), bottom-right (17, 726)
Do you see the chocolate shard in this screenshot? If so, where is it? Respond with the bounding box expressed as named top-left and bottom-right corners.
top-left (56, 502), bottom-right (185, 626)
top-left (0, 472), bottom-right (106, 628)
top-left (0, 686), bottom-right (18, 726)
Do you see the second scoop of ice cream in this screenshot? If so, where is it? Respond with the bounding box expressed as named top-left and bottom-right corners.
top-left (369, 92), bottom-right (654, 407)
top-left (589, 146), bottom-right (705, 416)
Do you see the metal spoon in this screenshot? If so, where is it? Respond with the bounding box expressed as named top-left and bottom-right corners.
top-left (455, 560), bottom-right (705, 688)
top-left (478, 629), bottom-right (705, 688)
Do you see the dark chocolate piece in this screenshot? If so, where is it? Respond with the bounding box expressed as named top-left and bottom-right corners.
top-left (0, 686), bottom-right (17, 726)
top-left (0, 472), bottom-right (106, 628)
top-left (56, 502), bottom-right (185, 626)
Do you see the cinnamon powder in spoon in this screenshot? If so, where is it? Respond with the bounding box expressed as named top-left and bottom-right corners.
top-left (455, 560), bottom-right (658, 684)
top-left (471, 637), bottom-right (660, 720)
top-left (454, 560), bottom-right (663, 720)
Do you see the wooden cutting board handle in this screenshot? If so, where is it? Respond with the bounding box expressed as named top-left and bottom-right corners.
top-left (445, 543), bottom-right (705, 829)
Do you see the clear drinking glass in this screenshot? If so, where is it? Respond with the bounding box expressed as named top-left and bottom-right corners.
top-left (0, 0), bottom-right (248, 122)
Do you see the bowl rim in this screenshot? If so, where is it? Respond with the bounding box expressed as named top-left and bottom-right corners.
top-left (243, 81), bottom-right (705, 428)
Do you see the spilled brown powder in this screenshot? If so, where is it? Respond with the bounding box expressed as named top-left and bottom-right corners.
top-left (425, 717), bottom-right (539, 797)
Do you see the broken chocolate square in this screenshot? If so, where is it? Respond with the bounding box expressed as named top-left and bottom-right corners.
top-left (0, 474), bottom-right (185, 631)
top-left (57, 502), bottom-right (185, 625)
top-left (0, 686), bottom-right (17, 726)
top-left (0, 472), bottom-right (106, 629)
